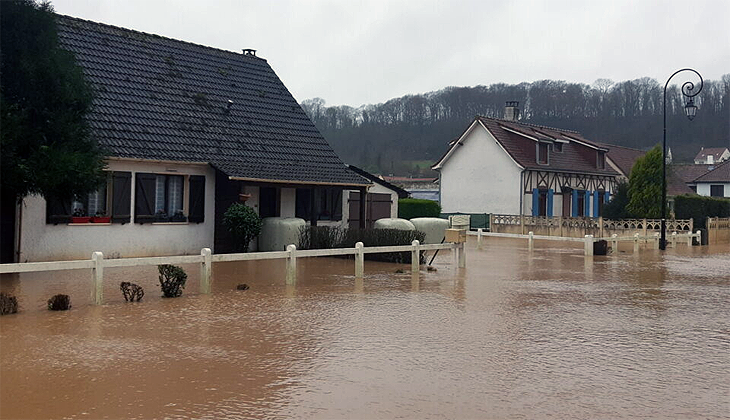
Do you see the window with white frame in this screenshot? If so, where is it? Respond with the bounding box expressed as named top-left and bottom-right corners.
top-left (155, 175), bottom-right (184, 215)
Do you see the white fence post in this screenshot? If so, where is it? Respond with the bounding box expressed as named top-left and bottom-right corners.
top-left (91, 252), bottom-right (104, 305)
top-left (452, 242), bottom-right (458, 267)
top-left (633, 233), bottom-right (640, 253)
top-left (477, 228), bottom-right (483, 248)
top-left (528, 231), bottom-right (534, 251)
top-left (686, 232), bottom-right (693, 246)
top-left (355, 242), bottom-right (364, 279)
top-left (653, 233), bottom-right (660, 250)
top-left (611, 234), bottom-right (618, 253)
top-left (671, 231), bottom-right (677, 248)
top-left (458, 242), bottom-right (466, 268)
top-left (584, 235), bottom-right (594, 257)
top-left (411, 240), bottom-right (420, 273)
top-left (286, 244), bottom-right (297, 285)
top-left (200, 248), bottom-right (212, 294)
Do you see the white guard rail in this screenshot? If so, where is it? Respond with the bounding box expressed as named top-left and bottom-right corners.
top-left (0, 240), bottom-right (462, 305)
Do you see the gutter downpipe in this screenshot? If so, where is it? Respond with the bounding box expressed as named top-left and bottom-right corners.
top-left (519, 170), bottom-right (524, 217)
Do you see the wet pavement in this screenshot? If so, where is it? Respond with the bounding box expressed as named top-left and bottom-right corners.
top-left (1, 238), bottom-right (729, 419)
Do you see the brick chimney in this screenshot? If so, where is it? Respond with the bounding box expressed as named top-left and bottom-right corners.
top-left (504, 101), bottom-right (520, 121)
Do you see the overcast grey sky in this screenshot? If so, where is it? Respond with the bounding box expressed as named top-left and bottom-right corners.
top-left (51, 0), bottom-right (729, 107)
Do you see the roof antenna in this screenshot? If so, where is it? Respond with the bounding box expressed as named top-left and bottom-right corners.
top-left (242, 49), bottom-right (256, 56)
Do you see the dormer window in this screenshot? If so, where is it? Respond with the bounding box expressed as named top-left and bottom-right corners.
top-left (597, 151), bottom-right (606, 169)
top-left (537, 143), bottom-right (549, 165)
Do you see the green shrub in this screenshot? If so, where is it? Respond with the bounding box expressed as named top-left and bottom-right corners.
top-left (298, 226), bottom-right (426, 264)
top-left (398, 198), bottom-right (441, 219)
top-left (674, 194), bottom-right (730, 229)
top-left (158, 264), bottom-right (187, 298)
top-left (603, 182), bottom-right (631, 219)
top-left (223, 203), bottom-right (262, 252)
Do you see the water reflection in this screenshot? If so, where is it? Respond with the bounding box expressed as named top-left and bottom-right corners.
top-left (1, 239), bottom-right (729, 419)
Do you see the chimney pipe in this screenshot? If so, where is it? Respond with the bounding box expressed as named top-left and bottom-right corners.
top-left (504, 101), bottom-right (520, 121)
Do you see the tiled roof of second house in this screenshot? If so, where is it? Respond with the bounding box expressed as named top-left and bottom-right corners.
top-left (56, 15), bottom-right (367, 186)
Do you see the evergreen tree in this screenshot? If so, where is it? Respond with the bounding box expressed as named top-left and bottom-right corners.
top-left (626, 146), bottom-right (663, 218)
top-left (1, 0), bottom-right (106, 201)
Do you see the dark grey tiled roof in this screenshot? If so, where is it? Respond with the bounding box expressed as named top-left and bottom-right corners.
top-left (56, 15), bottom-right (368, 186)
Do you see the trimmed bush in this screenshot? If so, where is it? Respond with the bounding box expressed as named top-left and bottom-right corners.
top-left (120, 282), bottom-right (144, 302)
top-left (398, 198), bottom-right (441, 219)
top-left (47, 294), bottom-right (71, 311)
top-left (0, 293), bottom-right (19, 315)
top-left (674, 194), bottom-right (730, 229)
top-left (298, 226), bottom-right (426, 264)
top-left (158, 264), bottom-right (187, 298)
top-left (223, 203), bottom-right (262, 252)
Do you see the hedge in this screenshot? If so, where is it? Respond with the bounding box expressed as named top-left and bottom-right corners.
top-left (674, 194), bottom-right (730, 229)
top-left (398, 198), bottom-right (441, 219)
top-left (298, 226), bottom-right (426, 264)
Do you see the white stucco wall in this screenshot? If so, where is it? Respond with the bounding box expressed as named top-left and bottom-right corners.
top-left (18, 160), bottom-right (216, 262)
top-left (439, 125), bottom-right (523, 214)
top-left (696, 182), bottom-right (730, 197)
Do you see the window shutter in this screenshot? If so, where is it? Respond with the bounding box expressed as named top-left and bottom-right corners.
top-left (604, 191), bottom-right (610, 204)
top-left (46, 196), bottom-right (72, 224)
top-left (531, 188), bottom-right (539, 216)
top-left (111, 172), bottom-right (132, 224)
top-left (547, 189), bottom-right (554, 217)
top-left (593, 191), bottom-right (600, 218)
top-left (135, 173), bottom-right (157, 223)
top-left (188, 175), bottom-right (205, 223)
top-left (584, 191), bottom-right (591, 217)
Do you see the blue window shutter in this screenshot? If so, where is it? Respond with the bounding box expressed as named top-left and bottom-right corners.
top-left (604, 191), bottom-right (610, 204)
top-left (532, 188), bottom-right (539, 216)
top-left (584, 190), bottom-right (591, 216)
top-left (593, 191), bottom-right (600, 217)
top-left (572, 190), bottom-right (578, 217)
top-left (547, 189), bottom-right (554, 217)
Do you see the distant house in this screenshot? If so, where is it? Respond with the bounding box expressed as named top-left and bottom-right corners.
top-left (382, 176), bottom-right (439, 202)
top-left (690, 160), bottom-right (730, 198)
top-left (7, 16), bottom-right (370, 262)
top-left (432, 102), bottom-right (620, 218)
top-left (345, 166), bottom-right (409, 228)
top-left (599, 143), bottom-right (645, 182)
top-left (694, 147), bottom-right (730, 165)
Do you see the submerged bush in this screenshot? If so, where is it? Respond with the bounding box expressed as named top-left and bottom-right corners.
top-left (120, 282), bottom-right (144, 302)
top-left (298, 226), bottom-right (426, 264)
top-left (47, 294), bottom-right (71, 311)
top-left (0, 293), bottom-right (19, 315)
top-left (158, 264), bottom-right (187, 298)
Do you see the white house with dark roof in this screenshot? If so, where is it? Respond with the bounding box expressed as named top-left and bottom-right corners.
top-left (690, 160), bottom-right (730, 198)
top-left (694, 147), bottom-right (730, 165)
top-left (432, 102), bottom-right (620, 218)
top-left (8, 15), bottom-right (371, 262)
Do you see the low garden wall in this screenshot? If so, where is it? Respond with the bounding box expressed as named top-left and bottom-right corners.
top-left (489, 214), bottom-right (693, 238)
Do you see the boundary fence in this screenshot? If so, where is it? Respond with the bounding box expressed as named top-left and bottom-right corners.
top-left (0, 241), bottom-right (463, 305)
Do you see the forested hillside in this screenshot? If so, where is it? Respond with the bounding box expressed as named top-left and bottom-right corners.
top-left (301, 76), bottom-right (729, 176)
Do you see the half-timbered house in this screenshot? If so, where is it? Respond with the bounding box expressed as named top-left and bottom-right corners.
top-left (432, 102), bottom-right (621, 218)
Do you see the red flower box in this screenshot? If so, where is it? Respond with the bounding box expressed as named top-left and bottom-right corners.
top-left (71, 217), bottom-right (92, 223)
top-left (92, 216), bottom-right (111, 223)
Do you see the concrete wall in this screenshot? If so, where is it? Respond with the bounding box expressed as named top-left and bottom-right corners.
top-left (18, 160), bottom-right (216, 262)
top-left (696, 182), bottom-right (730, 198)
top-left (439, 125), bottom-right (523, 214)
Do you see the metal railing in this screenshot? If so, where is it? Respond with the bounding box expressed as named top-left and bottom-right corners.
top-left (0, 240), bottom-right (463, 305)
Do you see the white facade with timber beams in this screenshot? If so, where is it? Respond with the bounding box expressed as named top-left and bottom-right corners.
top-left (433, 103), bottom-right (621, 218)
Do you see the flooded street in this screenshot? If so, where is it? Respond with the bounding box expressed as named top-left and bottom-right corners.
top-left (1, 239), bottom-right (729, 419)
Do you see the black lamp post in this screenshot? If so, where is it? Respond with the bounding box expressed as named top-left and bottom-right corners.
top-left (660, 69), bottom-right (703, 250)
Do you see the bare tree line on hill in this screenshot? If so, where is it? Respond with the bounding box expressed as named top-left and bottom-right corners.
top-left (301, 75), bottom-right (730, 176)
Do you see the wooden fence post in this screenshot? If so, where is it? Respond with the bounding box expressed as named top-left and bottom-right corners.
top-left (653, 233), bottom-right (660, 249)
top-left (584, 235), bottom-right (593, 257)
top-left (611, 234), bottom-right (618, 253)
top-left (91, 252), bottom-right (104, 305)
top-left (633, 233), bottom-right (640, 253)
top-left (687, 231), bottom-right (693, 246)
top-left (477, 228), bottom-right (483, 248)
top-left (528, 231), bottom-right (534, 251)
top-left (285, 244), bottom-right (297, 285)
top-left (696, 230), bottom-right (702, 246)
top-left (671, 232), bottom-right (677, 248)
top-left (355, 242), bottom-right (364, 279)
top-left (200, 248), bottom-right (212, 294)
top-left (411, 240), bottom-right (420, 273)
top-left (642, 219), bottom-right (648, 237)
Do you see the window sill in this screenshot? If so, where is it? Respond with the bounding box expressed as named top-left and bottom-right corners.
top-left (68, 223), bottom-right (112, 226)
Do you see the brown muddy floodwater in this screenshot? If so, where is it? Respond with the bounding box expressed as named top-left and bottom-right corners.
top-left (1, 238), bottom-right (729, 419)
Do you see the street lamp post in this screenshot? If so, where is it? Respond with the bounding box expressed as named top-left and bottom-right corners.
top-left (660, 69), bottom-right (703, 250)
